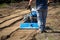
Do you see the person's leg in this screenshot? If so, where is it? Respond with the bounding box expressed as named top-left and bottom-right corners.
top-left (42, 9), bottom-right (47, 31)
top-left (37, 9), bottom-right (44, 32)
top-left (36, 9), bottom-right (47, 33)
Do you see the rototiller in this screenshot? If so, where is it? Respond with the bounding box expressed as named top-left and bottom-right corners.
top-left (20, 8), bottom-right (39, 29)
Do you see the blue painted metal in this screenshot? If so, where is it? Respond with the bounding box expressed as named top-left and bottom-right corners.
top-left (29, 11), bottom-right (37, 17)
top-left (20, 23), bottom-right (38, 29)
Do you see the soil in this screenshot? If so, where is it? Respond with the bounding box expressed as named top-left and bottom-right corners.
top-left (0, 1), bottom-right (60, 40)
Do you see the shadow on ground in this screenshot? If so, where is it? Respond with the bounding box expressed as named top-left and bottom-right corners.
top-left (45, 26), bottom-right (60, 33)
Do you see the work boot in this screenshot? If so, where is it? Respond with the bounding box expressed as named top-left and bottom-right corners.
top-left (41, 27), bottom-right (47, 33)
top-left (37, 29), bottom-right (47, 33)
top-left (41, 30), bottom-right (47, 33)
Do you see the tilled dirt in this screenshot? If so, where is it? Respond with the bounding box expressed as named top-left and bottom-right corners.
top-left (0, 2), bottom-right (60, 40)
top-left (0, 7), bottom-right (30, 40)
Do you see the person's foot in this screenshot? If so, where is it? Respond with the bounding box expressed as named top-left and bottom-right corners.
top-left (37, 29), bottom-right (41, 33)
top-left (41, 30), bottom-right (47, 33)
top-left (37, 29), bottom-right (47, 33)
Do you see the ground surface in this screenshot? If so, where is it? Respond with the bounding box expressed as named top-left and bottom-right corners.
top-left (0, 2), bottom-right (60, 40)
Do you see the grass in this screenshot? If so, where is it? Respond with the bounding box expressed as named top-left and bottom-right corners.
top-left (0, 3), bottom-right (8, 8)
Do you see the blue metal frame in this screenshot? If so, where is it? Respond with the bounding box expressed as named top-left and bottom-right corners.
top-left (20, 23), bottom-right (38, 29)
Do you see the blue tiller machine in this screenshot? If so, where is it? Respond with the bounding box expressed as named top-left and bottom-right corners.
top-left (20, 8), bottom-right (39, 29)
